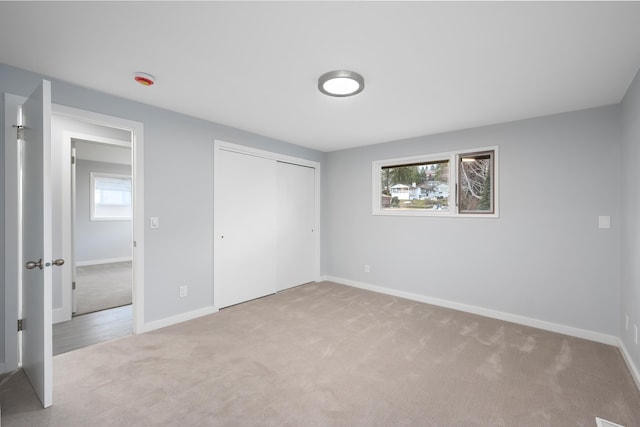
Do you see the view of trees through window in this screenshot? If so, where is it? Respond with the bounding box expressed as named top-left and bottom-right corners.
top-left (458, 151), bottom-right (493, 213)
top-left (381, 160), bottom-right (449, 210)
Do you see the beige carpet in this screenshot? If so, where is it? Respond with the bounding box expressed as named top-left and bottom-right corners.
top-left (1, 281), bottom-right (639, 426)
top-left (75, 261), bottom-right (132, 315)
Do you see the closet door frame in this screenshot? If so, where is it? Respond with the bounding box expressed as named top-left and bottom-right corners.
top-left (213, 140), bottom-right (321, 308)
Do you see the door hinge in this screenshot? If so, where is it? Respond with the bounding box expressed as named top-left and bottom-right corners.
top-left (71, 155), bottom-right (76, 165)
top-left (17, 319), bottom-right (23, 332)
top-left (13, 124), bottom-right (24, 140)
top-left (72, 281), bottom-right (76, 290)
top-left (133, 241), bottom-right (137, 248)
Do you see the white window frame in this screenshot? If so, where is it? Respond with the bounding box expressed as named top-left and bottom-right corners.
top-left (90, 172), bottom-right (132, 221)
top-left (372, 146), bottom-right (499, 218)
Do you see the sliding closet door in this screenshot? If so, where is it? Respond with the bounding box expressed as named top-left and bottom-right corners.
top-left (276, 162), bottom-right (315, 291)
top-left (214, 149), bottom-right (276, 308)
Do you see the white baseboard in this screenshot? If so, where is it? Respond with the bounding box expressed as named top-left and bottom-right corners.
top-left (76, 257), bottom-right (132, 267)
top-left (322, 276), bottom-right (618, 346)
top-left (618, 338), bottom-right (640, 392)
top-left (139, 305), bottom-right (218, 334)
top-left (52, 307), bottom-right (71, 324)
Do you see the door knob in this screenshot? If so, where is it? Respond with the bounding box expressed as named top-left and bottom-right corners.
top-left (25, 259), bottom-right (43, 270)
top-left (52, 259), bottom-right (65, 267)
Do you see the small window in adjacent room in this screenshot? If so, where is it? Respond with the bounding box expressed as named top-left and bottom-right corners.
top-left (91, 173), bottom-right (132, 221)
top-left (372, 147), bottom-right (498, 217)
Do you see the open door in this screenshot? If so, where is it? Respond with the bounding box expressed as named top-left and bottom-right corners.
top-left (21, 80), bottom-right (55, 408)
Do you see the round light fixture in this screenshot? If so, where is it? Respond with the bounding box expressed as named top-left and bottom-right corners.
top-left (134, 72), bottom-right (156, 86)
top-left (318, 70), bottom-right (364, 97)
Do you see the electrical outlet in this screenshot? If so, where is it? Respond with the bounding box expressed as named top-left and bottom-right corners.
top-left (364, 264), bottom-right (370, 273)
top-left (179, 285), bottom-right (188, 298)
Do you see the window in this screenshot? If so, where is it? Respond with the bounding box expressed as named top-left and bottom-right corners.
top-left (372, 147), bottom-right (498, 217)
top-left (90, 173), bottom-right (132, 220)
top-left (381, 159), bottom-right (450, 211)
top-left (458, 151), bottom-right (494, 214)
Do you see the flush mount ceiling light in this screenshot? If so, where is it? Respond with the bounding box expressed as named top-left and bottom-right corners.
top-left (134, 72), bottom-right (156, 86)
top-left (318, 70), bottom-right (364, 97)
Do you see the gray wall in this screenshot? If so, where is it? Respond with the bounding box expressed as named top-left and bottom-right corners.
top-left (0, 61), bottom-right (324, 352)
top-left (621, 68), bottom-right (640, 370)
top-left (75, 160), bottom-right (132, 264)
top-left (323, 106), bottom-right (621, 336)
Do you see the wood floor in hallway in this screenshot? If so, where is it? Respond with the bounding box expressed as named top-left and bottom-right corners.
top-left (53, 304), bottom-right (132, 355)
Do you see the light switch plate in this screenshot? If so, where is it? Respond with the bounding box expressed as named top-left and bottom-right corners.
top-left (150, 217), bottom-right (159, 229)
top-left (598, 216), bottom-right (611, 229)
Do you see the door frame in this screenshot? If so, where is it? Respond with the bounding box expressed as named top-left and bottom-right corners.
top-left (4, 93), bottom-right (25, 373)
top-left (3, 97), bottom-right (145, 373)
top-left (54, 130), bottom-right (133, 323)
top-left (213, 140), bottom-right (321, 308)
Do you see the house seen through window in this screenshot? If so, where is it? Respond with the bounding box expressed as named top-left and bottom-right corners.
top-left (382, 160), bottom-right (449, 211)
top-left (373, 147), bottom-right (497, 217)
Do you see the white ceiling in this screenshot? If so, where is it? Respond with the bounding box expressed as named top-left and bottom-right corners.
top-left (2, 2), bottom-right (640, 152)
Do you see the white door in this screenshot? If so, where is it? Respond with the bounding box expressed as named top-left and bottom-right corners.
top-left (214, 149), bottom-right (277, 308)
top-left (276, 162), bottom-right (315, 291)
top-left (21, 80), bottom-right (54, 408)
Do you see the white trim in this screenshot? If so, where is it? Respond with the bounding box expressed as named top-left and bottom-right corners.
top-left (75, 257), bottom-right (133, 267)
top-left (215, 140), bottom-right (320, 170)
top-left (4, 93), bottom-right (26, 373)
top-left (323, 276), bottom-right (618, 346)
top-left (138, 306), bottom-right (218, 334)
top-left (131, 120), bottom-right (145, 334)
top-left (51, 308), bottom-right (67, 324)
top-left (65, 132), bottom-right (131, 149)
top-left (618, 338), bottom-right (640, 392)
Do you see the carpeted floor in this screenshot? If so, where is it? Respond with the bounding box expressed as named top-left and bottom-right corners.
top-left (75, 261), bottom-right (132, 315)
top-left (1, 281), bottom-right (639, 426)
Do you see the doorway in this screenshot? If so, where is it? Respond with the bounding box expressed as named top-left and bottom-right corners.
top-left (3, 85), bottom-right (145, 406)
top-left (72, 139), bottom-right (133, 316)
top-left (51, 117), bottom-right (135, 355)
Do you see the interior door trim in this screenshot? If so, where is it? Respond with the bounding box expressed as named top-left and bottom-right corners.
top-left (52, 105), bottom-right (144, 335)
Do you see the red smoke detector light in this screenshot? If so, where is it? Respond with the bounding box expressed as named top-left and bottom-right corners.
top-left (134, 72), bottom-right (155, 86)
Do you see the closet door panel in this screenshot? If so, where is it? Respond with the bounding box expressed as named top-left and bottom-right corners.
top-left (276, 162), bottom-right (315, 291)
top-left (215, 149), bottom-right (276, 308)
